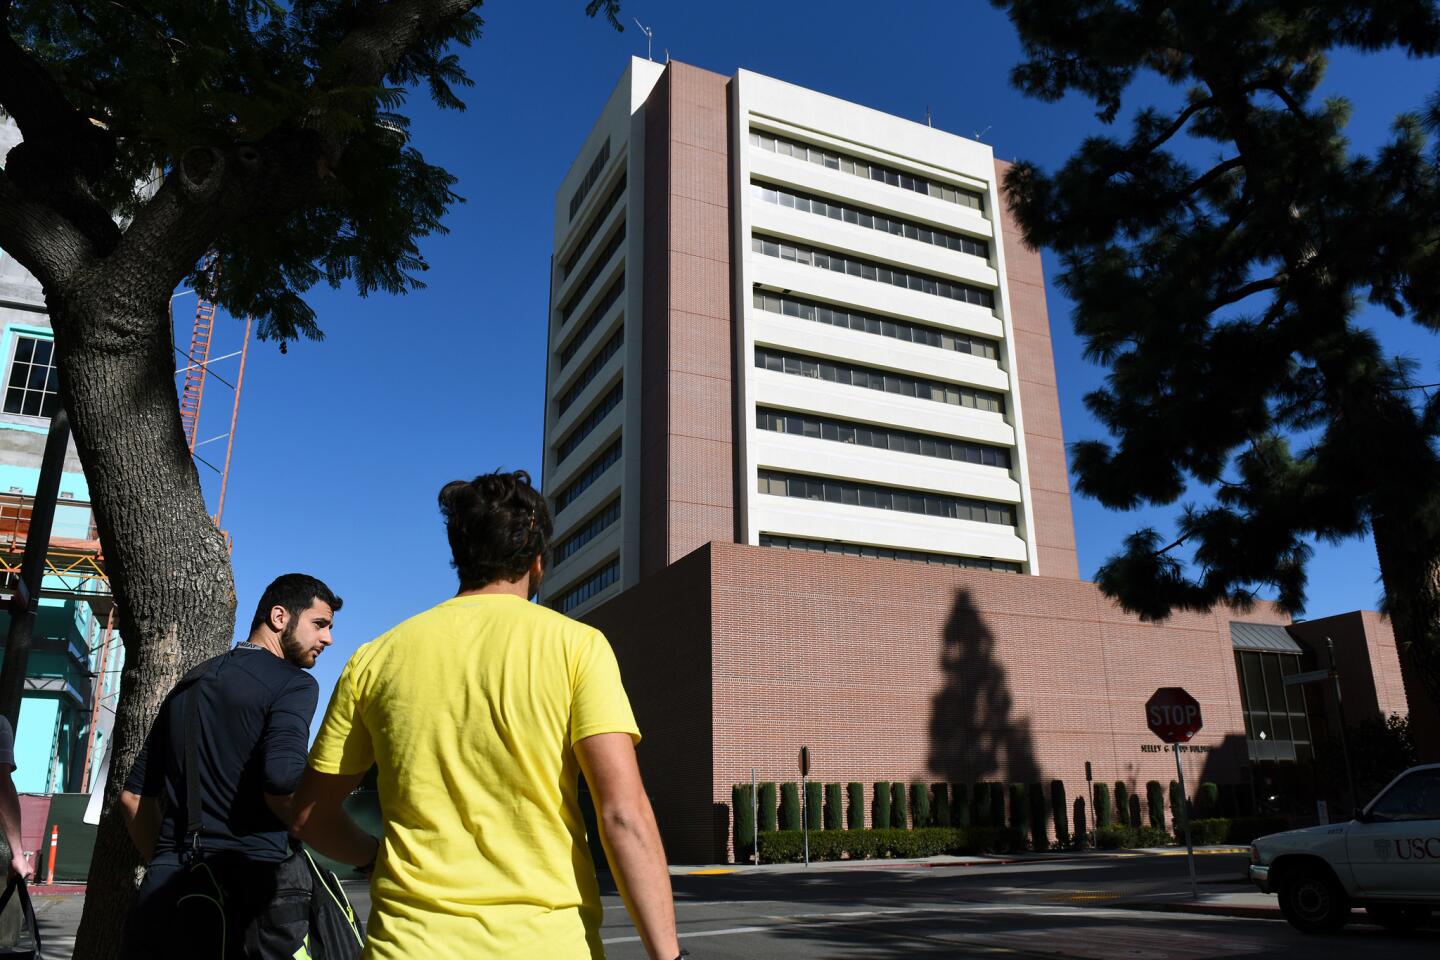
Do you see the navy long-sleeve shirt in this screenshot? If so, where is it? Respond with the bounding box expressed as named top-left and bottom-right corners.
top-left (125, 645), bottom-right (319, 863)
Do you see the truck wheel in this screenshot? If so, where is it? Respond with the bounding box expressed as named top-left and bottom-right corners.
top-left (1365, 905), bottom-right (1430, 932)
top-left (1278, 866), bottom-right (1351, 933)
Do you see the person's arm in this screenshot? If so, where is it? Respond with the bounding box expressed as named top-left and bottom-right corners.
top-left (258, 674), bottom-right (320, 829)
top-left (575, 733), bottom-right (680, 960)
top-left (290, 768), bottom-right (379, 867)
top-left (0, 770), bottom-right (31, 879)
top-left (117, 789), bottom-right (163, 862)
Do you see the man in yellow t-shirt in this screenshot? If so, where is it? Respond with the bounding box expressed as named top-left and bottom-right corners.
top-left (292, 471), bottom-right (682, 960)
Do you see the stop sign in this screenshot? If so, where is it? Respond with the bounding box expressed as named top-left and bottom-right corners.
top-left (1146, 687), bottom-right (1203, 744)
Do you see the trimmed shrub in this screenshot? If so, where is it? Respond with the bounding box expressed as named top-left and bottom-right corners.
top-left (1028, 781), bottom-right (1048, 851)
top-left (759, 782), bottom-right (778, 833)
top-left (1168, 780), bottom-right (1186, 830)
top-left (732, 784), bottom-right (756, 861)
top-left (755, 826), bottom-right (1029, 863)
top-left (1197, 782), bottom-right (1219, 819)
top-left (872, 782), bottom-right (891, 832)
top-left (1146, 781), bottom-right (1165, 830)
top-left (951, 783), bottom-right (971, 828)
top-left (1128, 794), bottom-right (1142, 829)
top-left (805, 780), bottom-right (823, 831)
top-left (989, 782), bottom-right (1006, 829)
top-left (1094, 782), bottom-right (1113, 828)
top-left (1096, 825), bottom-right (1173, 849)
top-left (931, 784), bottom-right (951, 827)
top-left (1188, 816), bottom-right (1290, 845)
top-left (890, 782), bottom-right (908, 829)
top-left (1008, 783), bottom-right (1030, 840)
top-left (1114, 782), bottom-right (1130, 827)
top-left (910, 782), bottom-right (931, 829)
top-left (1072, 796), bottom-right (1088, 849)
top-left (1050, 780), bottom-right (1069, 846)
top-left (973, 782), bottom-right (992, 827)
top-left (847, 782), bottom-right (865, 830)
top-left (780, 782), bottom-right (802, 831)
top-left (825, 783), bottom-right (843, 831)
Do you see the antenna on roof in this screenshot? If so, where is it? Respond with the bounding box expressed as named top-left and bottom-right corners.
top-left (633, 18), bottom-right (654, 61)
top-left (925, 106), bottom-right (932, 127)
top-left (973, 125), bottom-right (992, 142)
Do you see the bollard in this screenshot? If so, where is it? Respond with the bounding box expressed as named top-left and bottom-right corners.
top-left (44, 825), bottom-right (57, 886)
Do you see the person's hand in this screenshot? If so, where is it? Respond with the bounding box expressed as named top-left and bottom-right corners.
top-left (8, 852), bottom-right (32, 881)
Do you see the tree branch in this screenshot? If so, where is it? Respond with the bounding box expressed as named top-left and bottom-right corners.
top-left (325, 0), bottom-right (481, 91)
top-left (1210, 275), bottom-right (1283, 311)
top-left (0, 166), bottom-right (93, 287)
top-left (1169, 156), bottom-right (1245, 204)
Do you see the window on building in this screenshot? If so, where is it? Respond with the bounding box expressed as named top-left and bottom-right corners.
top-left (554, 440), bottom-right (622, 514)
top-left (754, 347), bottom-right (1005, 414)
top-left (553, 498), bottom-right (622, 567)
top-left (751, 182), bottom-right (989, 259)
top-left (753, 289), bottom-right (998, 359)
top-left (568, 138), bottom-right (612, 221)
top-left (5, 335), bottom-right (59, 417)
top-left (1234, 650), bottom-right (1313, 761)
top-left (756, 408), bottom-right (1010, 470)
top-left (751, 235), bottom-right (994, 309)
top-left (555, 382), bottom-right (623, 465)
top-left (554, 557), bottom-right (620, 613)
top-left (558, 277), bottom-right (624, 371)
top-left (760, 533), bottom-right (1019, 572)
top-left (757, 470), bottom-right (1016, 526)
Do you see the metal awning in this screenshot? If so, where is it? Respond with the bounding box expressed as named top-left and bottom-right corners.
top-left (1230, 621), bottom-right (1305, 654)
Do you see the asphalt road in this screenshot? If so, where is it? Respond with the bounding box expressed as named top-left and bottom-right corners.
top-left (29, 853), bottom-right (1439, 958)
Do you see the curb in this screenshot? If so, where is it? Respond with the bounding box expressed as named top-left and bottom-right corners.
top-left (30, 883), bottom-right (86, 897)
top-left (1121, 900), bottom-right (1280, 920)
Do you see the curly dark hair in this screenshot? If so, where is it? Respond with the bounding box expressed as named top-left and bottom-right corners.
top-left (248, 573), bottom-right (343, 632)
top-left (438, 470), bottom-right (553, 591)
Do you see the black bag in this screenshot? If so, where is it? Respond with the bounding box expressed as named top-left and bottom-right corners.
top-left (297, 848), bottom-right (364, 960)
top-left (0, 877), bottom-right (42, 959)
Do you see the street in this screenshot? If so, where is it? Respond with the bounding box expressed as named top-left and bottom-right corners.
top-left (29, 852), bottom-right (1437, 958)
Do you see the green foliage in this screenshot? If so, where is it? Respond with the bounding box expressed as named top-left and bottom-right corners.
top-left (1114, 782), bottom-right (1130, 826)
top-left (1169, 781), bottom-right (1187, 827)
top-left (1146, 781), bottom-right (1166, 830)
top-left (973, 782), bottom-right (992, 827)
top-left (909, 782), bottom-right (931, 829)
top-left (847, 782), bottom-right (865, 830)
top-left (872, 782), bottom-right (891, 832)
top-left (759, 782), bottom-right (777, 833)
top-left (951, 783), bottom-right (971, 828)
top-left (824, 783), bottom-right (843, 831)
top-left (1094, 782), bottom-right (1113, 828)
top-left (931, 784), bottom-right (951, 827)
top-left (756, 826), bottom-right (1023, 863)
top-left (1028, 781), bottom-right (1048, 851)
top-left (780, 782), bottom-right (801, 832)
top-left (731, 784), bottom-right (755, 861)
top-left (1316, 713), bottom-right (1417, 808)
top-left (1096, 825), bottom-right (1174, 850)
top-left (1127, 793), bottom-right (1143, 829)
top-left (1072, 796), bottom-right (1088, 849)
top-left (1008, 783), bottom-right (1030, 839)
top-left (989, 782), bottom-right (1006, 829)
top-left (805, 780), bottom-right (823, 831)
top-left (890, 782), bottom-right (908, 829)
top-left (1197, 782), bottom-right (1220, 819)
top-left (1050, 780), bottom-right (1069, 846)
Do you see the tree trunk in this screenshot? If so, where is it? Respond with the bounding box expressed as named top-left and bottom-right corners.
top-left (50, 280), bottom-right (236, 960)
top-left (1372, 514), bottom-right (1440, 763)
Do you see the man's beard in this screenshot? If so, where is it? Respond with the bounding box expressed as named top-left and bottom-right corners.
top-left (279, 619), bottom-right (310, 667)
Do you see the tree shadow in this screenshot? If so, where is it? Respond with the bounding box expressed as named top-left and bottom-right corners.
top-left (927, 589), bottom-right (1039, 787)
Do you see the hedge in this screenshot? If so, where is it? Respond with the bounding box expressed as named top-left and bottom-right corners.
top-left (1146, 781), bottom-right (1165, 830)
top-left (1114, 782), bottom-right (1130, 828)
top-left (1127, 794), bottom-right (1143, 829)
top-left (973, 782), bottom-right (992, 827)
top-left (988, 782), bottom-right (1006, 829)
top-left (1168, 780), bottom-right (1186, 829)
top-left (910, 782), bottom-right (931, 828)
top-left (756, 826), bottom-right (1025, 863)
top-left (1008, 783), bottom-right (1030, 838)
top-left (732, 784), bottom-right (755, 861)
top-left (847, 782), bottom-right (865, 830)
top-left (1072, 797), bottom-right (1088, 849)
top-left (1050, 781), bottom-right (1069, 846)
top-left (1028, 781), bottom-right (1048, 851)
top-left (951, 783), bottom-right (971, 828)
top-left (759, 782), bottom-right (777, 833)
top-left (1095, 825), bottom-right (1173, 849)
top-left (806, 780), bottom-right (823, 831)
top-left (872, 782), bottom-right (891, 831)
top-left (1094, 782), bottom-right (1113, 828)
top-left (890, 782), bottom-right (908, 829)
top-left (825, 783), bottom-right (843, 831)
top-left (1197, 782), bottom-right (1219, 819)
top-left (1190, 816), bottom-right (1290, 845)
top-left (780, 782), bottom-right (802, 831)
top-left (931, 784), bottom-right (951, 827)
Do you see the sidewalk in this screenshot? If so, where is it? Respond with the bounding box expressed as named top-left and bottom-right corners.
top-left (1118, 890), bottom-right (1281, 919)
top-left (672, 844), bottom-right (1251, 876)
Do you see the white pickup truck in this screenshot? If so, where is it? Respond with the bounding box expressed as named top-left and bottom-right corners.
top-left (1250, 762), bottom-right (1439, 933)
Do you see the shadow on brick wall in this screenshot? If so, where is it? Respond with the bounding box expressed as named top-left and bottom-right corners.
top-left (927, 589), bottom-right (1040, 785)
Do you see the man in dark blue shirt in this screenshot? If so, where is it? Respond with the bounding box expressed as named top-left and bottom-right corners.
top-left (118, 573), bottom-right (341, 959)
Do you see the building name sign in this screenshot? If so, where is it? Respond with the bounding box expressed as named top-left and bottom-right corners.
top-left (1140, 743), bottom-right (1214, 754)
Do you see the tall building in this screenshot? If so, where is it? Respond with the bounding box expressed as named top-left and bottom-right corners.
top-left (541, 61), bottom-right (1412, 862)
top-left (0, 114), bottom-right (122, 795)
top-left (542, 59), bottom-right (1076, 617)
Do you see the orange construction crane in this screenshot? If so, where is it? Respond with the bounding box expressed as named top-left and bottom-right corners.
top-left (177, 297), bottom-right (217, 453)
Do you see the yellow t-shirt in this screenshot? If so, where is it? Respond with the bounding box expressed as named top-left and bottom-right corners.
top-left (307, 594), bottom-right (640, 960)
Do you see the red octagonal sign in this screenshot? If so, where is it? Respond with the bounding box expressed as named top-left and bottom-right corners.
top-left (1146, 687), bottom-right (1203, 744)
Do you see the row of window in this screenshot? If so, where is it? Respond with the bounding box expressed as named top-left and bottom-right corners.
top-left (558, 223), bottom-right (625, 325)
top-left (559, 276), bottom-right (624, 370)
top-left (750, 129), bottom-right (985, 212)
top-left (555, 557), bottom-right (621, 613)
top-left (752, 182), bottom-right (990, 260)
top-left (5, 336), bottom-right (58, 418)
top-left (755, 347), bottom-right (1005, 414)
top-left (555, 439), bottom-right (622, 513)
top-left (568, 138), bottom-right (611, 221)
top-left (752, 290), bottom-right (998, 360)
top-left (553, 498), bottom-right (622, 568)
top-left (757, 470), bottom-right (1017, 526)
top-left (556, 382), bottom-right (623, 466)
top-left (759, 534), bottom-right (1021, 573)
top-left (1234, 650), bottom-right (1314, 757)
top-left (751, 236), bottom-right (994, 309)
top-left (556, 329), bottom-right (623, 416)
top-left (562, 175), bottom-right (627, 278)
top-left (756, 408), bottom-right (1011, 469)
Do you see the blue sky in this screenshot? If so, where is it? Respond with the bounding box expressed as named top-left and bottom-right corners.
top-left (181, 2), bottom-right (1439, 709)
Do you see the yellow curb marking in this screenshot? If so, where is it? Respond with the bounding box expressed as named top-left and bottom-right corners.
top-left (688, 869), bottom-right (736, 875)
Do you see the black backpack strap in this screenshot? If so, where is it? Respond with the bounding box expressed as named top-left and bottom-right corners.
top-left (0, 876), bottom-right (42, 957)
top-left (176, 654), bottom-right (228, 863)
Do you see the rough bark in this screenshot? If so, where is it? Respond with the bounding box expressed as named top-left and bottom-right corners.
top-left (57, 279), bottom-right (236, 959)
top-left (1372, 514), bottom-right (1440, 762)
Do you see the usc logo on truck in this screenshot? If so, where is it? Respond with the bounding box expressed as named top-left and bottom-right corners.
top-left (1393, 837), bottom-right (1440, 860)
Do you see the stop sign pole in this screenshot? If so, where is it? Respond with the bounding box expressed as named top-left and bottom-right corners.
top-left (1146, 687), bottom-right (1202, 900)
